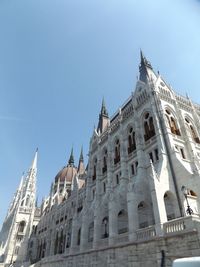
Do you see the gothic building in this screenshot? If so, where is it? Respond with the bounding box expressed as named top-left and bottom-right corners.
top-left (1, 52), bottom-right (200, 267)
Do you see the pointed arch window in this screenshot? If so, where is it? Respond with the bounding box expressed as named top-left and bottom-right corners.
top-left (102, 149), bottom-right (107, 174)
top-left (128, 127), bottom-right (136, 154)
top-left (144, 113), bottom-right (156, 141)
top-left (165, 109), bottom-right (181, 136)
top-left (185, 118), bottom-right (200, 144)
top-left (25, 195), bottom-right (30, 206)
top-left (59, 230), bottom-right (64, 254)
top-left (118, 210), bottom-right (128, 234)
top-left (92, 158), bottom-right (97, 180)
top-left (101, 216), bottom-right (109, 238)
top-left (114, 139), bottom-right (120, 165)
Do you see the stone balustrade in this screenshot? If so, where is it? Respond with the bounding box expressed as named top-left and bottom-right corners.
top-left (163, 215), bottom-right (200, 236)
top-left (136, 225), bottom-right (156, 241)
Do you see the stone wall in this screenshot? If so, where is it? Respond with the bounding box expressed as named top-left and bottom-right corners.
top-left (30, 230), bottom-right (200, 267)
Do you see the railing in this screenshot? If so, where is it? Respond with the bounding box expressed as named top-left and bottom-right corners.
top-left (163, 215), bottom-right (200, 235)
top-left (136, 225), bottom-right (156, 241)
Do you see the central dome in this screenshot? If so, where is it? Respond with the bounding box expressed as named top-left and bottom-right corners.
top-left (54, 164), bottom-right (77, 183)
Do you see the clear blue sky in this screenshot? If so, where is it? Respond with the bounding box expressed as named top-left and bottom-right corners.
top-left (0, 0), bottom-right (200, 227)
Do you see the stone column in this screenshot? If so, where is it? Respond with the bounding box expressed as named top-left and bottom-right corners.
top-left (119, 126), bottom-right (129, 190)
top-left (70, 216), bottom-right (78, 253)
top-left (127, 184), bottom-right (138, 241)
top-left (108, 196), bottom-right (117, 246)
top-left (93, 210), bottom-right (101, 249)
top-left (80, 212), bottom-right (89, 252)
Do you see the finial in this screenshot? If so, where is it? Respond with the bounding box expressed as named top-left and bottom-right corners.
top-left (68, 147), bottom-right (74, 165)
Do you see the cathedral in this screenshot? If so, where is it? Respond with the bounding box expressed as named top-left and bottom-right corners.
top-left (1, 52), bottom-right (200, 267)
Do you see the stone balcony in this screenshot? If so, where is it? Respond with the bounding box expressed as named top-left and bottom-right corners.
top-left (163, 214), bottom-right (200, 236)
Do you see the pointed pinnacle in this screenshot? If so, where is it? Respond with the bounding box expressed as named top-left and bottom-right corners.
top-left (79, 146), bottom-right (84, 162)
top-left (31, 148), bottom-right (38, 170)
top-left (140, 49), bottom-right (145, 64)
top-left (68, 147), bottom-right (74, 165)
top-left (101, 97), bottom-right (108, 116)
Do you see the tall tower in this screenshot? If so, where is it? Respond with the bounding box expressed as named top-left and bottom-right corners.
top-left (0, 149), bottom-right (38, 266)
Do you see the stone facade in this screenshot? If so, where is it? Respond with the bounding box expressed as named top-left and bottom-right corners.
top-left (1, 52), bottom-right (200, 267)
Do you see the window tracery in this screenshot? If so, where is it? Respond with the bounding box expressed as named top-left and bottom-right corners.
top-left (185, 118), bottom-right (200, 144)
top-left (143, 113), bottom-right (155, 141)
top-left (165, 109), bottom-right (181, 136)
top-left (128, 127), bottom-right (136, 154)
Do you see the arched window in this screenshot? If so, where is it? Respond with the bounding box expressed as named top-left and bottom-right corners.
top-left (118, 210), bottom-right (128, 234)
top-left (164, 192), bottom-right (175, 221)
top-left (59, 230), bottom-right (64, 254)
top-left (128, 127), bottom-right (136, 154)
top-left (144, 113), bottom-right (156, 141)
top-left (165, 109), bottom-right (181, 136)
top-left (114, 139), bottom-right (120, 164)
top-left (138, 202), bottom-right (154, 228)
top-left (77, 228), bottom-right (81, 246)
top-left (185, 118), bottom-right (200, 144)
top-left (101, 216), bottom-right (109, 238)
top-left (25, 195), bottom-right (30, 206)
top-left (88, 222), bottom-right (94, 242)
top-left (102, 149), bottom-right (108, 174)
top-left (18, 221), bottom-right (26, 233)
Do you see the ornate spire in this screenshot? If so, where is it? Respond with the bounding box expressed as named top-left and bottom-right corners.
top-left (139, 50), bottom-right (154, 83)
top-left (68, 147), bottom-right (74, 165)
top-left (30, 148), bottom-right (38, 171)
